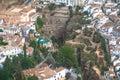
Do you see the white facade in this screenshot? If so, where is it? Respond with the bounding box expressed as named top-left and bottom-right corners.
top-left (44, 68), bottom-right (68, 80)
top-left (3, 28), bottom-right (20, 34)
top-left (54, 69), bottom-right (68, 80)
top-left (0, 46), bottom-right (23, 63)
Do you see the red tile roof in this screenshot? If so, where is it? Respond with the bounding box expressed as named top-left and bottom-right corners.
top-left (22, 67), bottom-right (65, 79)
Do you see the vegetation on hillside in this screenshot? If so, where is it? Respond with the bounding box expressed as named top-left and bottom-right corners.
top-left (0, 54), bottom-right (35, 80)
top-left (0, 36), bottom-right (8, 46)
top-left (48, 3), bottom-right (56, 11)
top-left (36, 17), bottom-right (44, 35)
top-left (52, 46), bottom-right (79, 68)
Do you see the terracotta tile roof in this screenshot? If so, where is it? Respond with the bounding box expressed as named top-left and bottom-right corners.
top-left (22, 67), bottom-right (56, 79)
top-left (26, 47), bottom-right (33, 52)
top-left (22, 67), bottom-right (65, 79)
top-left (89, 4), bottom-right (101, 9)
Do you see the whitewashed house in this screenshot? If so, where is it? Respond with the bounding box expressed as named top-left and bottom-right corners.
top-left (0, 46), bottom-right (23, 63)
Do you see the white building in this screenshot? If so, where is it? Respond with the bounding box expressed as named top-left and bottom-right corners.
top-left (0, 46), bottom-right (23, 63)
top-left (3, 27), bottom-right (20, 34)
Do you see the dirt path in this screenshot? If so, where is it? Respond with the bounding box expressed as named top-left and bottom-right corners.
top-left (95, 49), bottom-right (104, 57)
top-left (92, 66), bottom-right (102, 79)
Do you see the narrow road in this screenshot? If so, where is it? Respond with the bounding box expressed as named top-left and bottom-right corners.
top-left (36, 56), bottom-right (49, 68)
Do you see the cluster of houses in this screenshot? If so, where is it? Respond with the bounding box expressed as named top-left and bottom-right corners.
top-left (0, 5), bottom-right (41, 66)
top-left (3, 0), bottom-right (120, 79)
top-left (0, 5), bottom-right (40, 24)
top-left (22, 65), bottom-right (78, 80)
top-left (0, 20), bottom-right (36, 65)
top-left (83, 0), bottom-right (120, 80)
top-left (0, 3), bottom-right (62, 80)
top-left (22, 66), bottom-right (67, 80)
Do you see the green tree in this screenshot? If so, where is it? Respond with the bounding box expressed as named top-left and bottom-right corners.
top-left (83, 27), bottom-right (93, 37)
top-left (0, 36), bottom-right (3, 42)
top-left (20, 57), bottom-right (35, 69)
top-left (36, 17), bottom-right (43, 29)
top-left (65, 72), bottom-right (71, 80)
top-left (29, 40), bottom-right (37, 49)
top-left (100, 37), bottom-right (107, 53)
top-left (93, 31), bottom-right (101, 43)
top-left (51, 36), bottom-right (56, 44)
top-left (77, 77), bottom-right (81, 80)
top-left (59, 46), bottom-right (78, 68)
top-left (0, 29), bottom-right (3, 32)
top-left (69, 11), bottom-right (73, 18)
top-left (75, 5), bottom-right (82, 13)
top-left (75, 67), bottom-right (82, 74)
top-left (84, 39), bottom-right (91, 46)
top-left (0, 68), bottom-right (9, 80)
top-left (23, 43), bottom-right (27, 56)
top-left (48, 3), bottom-right (56, 11)
top-left (3, 57), bottom-right (14, 80)
top-left (68, 32), bottom-right (78, 39)
top-left (84, 11), bottom-right (89, 16)
top-left (0, 54), bottom-right (35, 80)
top-left (56, 37), bottom-right (64, 47)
